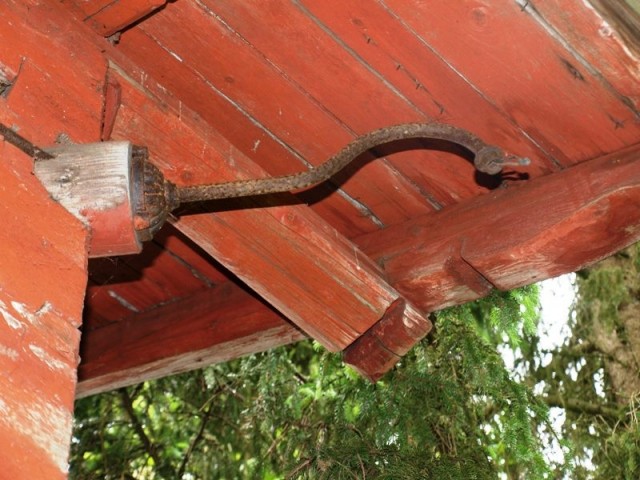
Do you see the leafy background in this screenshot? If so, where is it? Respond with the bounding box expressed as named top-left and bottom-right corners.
top-left (70, 244), bottom-right (640, 479)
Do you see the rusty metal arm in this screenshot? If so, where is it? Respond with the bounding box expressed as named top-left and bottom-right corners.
top-left (176, 122), bottom-right (529, 203)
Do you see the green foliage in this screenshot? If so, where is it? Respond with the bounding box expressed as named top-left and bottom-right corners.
top-left (527, 243), bottom-right (640, 480)
top-left (71, 287), bottom-right (549, 480)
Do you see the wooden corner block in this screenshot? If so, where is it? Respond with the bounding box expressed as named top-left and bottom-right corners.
top-left (343, 298), bottom-right (432, 381)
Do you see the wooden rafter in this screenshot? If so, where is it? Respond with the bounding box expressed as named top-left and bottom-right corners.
top-left (101, 64), bottom-right (430, 353)
top-left (355, 143), bottom-right (640, 312)
top-left (77, 283), bottom-right (306, 398)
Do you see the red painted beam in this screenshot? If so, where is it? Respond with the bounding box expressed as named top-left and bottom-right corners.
top-left (77, 283), bottom-right (307, 398)
top-left (355, 143), bottom-right (640, 313)
top-left (0, 146), bottom-right (88, 480)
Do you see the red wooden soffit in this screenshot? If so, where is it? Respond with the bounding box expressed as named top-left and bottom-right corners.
top-left (77, 144), bottom-right (640, 391)
top-left (73, 0), bottom-right (167, 37)
top-left (78, 142), bottom-right (640, 389)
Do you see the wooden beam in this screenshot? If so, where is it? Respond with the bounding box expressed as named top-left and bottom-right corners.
top-left (343, 298), bottom-right (431, 381)
top-left (344, 144), bottom-right (640, 377)
top-left (77, 283), bottom-right (307, 398)
top-left (355, 143), bottom-right (640, 313)
top-left (0, 143), bottom-right (89, 479)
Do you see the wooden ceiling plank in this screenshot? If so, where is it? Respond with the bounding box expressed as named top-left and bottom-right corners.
top-left (84, 239), bottom-right (214, 329)
top-left (355, 143), bottom-right (640, 313)
top-left (84, 284), bottom-right (137, 327)
top-left (76, 283), bottom-right (307, 398)
top-left (206, 0), bottom-right (554, 201)
top-left (122, 2), bottom-right (441, 228)
top-left (113, 28), bottom-right (379, 236)
top-left (71, 0), bottom-right (168, 37)
top-left (88, 258), bottom-right (172, 313)
top-left (527, 0), bottom-right (640, 110)
top-left (297, 0), bottom-right (558, 175)
top-left (117, 240), bottom-right (211, 298)
top-left (383, 0), bottom-right (640, 164)
top-left (152, 225), bottom-right (231, 287)
top-left (106, 64), bottom-right (430, 351)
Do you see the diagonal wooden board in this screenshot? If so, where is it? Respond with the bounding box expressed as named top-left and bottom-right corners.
top-left (77, 283), bottom-right (308, 398)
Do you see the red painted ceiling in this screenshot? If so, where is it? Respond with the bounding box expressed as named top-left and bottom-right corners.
top-left (5, 0), bottom-right (638, 393)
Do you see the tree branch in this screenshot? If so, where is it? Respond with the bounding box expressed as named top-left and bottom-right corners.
top-left (543, 394), bottom-right (622, 420)
top-left (177, 403), bottom-right (214, 478)
top-left (118, 388), bottom-right (164, 473)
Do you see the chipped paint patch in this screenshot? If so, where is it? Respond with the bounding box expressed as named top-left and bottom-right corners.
top-left (0, 300), bottom-right (24, 330)
top-left (107, 290), bottom-right (140, 312)
top-left (0, 379), bottom-right (73, 474)
top-left (29, 344), bottom-right (70, 372)
top-left (11, 300), bottom-right (52, 326)
top-left (0, 344), bottom-right (19, 361)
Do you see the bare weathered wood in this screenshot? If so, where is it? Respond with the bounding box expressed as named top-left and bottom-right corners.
top-left (34, 142), bottom-right (142, 257)
top-left (77, 283), bottom-right (307, 398)
top-left (588, 0), bottom-right (640, 57)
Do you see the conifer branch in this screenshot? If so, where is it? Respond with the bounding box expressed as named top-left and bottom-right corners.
top-left (542, 394), bottom-right (622, 420)
top-left (177, 402), bottom-right (213, 478)
top-left (118, 388), bottom-right (166, 473)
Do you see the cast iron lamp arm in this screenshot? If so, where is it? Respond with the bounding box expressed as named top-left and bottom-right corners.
top-left (175, 122), bottom-right (529, 203)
